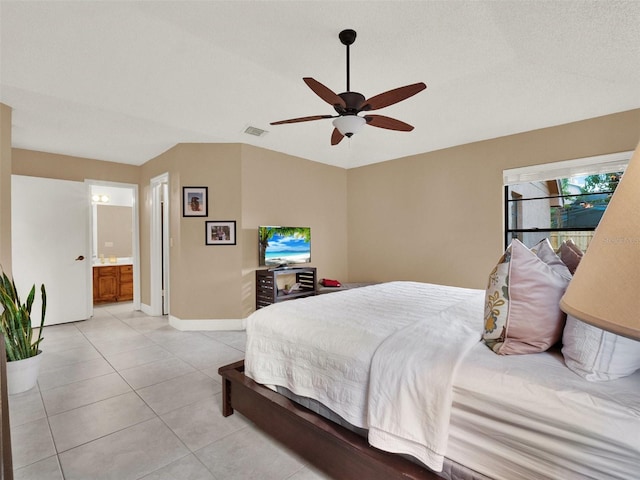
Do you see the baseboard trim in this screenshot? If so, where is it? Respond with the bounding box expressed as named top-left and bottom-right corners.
top-left (140, 303), bottom-right (153, 316)
top-left (169, 315), bottom-right (245, 331)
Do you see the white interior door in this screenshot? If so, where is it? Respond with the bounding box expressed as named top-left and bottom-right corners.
top-left (150, 173), bottom-right (169, 316)
top-left (12, 175), bottom-right (90, 325)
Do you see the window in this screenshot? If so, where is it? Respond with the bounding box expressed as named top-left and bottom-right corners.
top-left (503, 152), bottom-right (631, 250)
top-left (510, 191), bottom-right (523, 243)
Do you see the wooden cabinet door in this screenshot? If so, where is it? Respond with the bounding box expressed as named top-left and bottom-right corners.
top-left (93, 268), bottom-right (100, 301)
top-left (118, 265), bottom-right (134, 301)
top-left (95, 267), bottom-right (118, 303)
top-left (93, 265), bottom-right (134, 303)
top-left (94, 266), bottom-right (118, 303)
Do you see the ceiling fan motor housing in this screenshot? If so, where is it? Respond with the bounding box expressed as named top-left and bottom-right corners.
top-left (335, 92), bottom-right (366, 115)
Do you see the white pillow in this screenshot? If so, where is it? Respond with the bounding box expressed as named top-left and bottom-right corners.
top-left (531, 238), bottom-right (573, 280)
top-left (562, 315), bottom-right (640, 381)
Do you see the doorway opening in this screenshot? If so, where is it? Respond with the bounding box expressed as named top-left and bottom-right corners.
top-left (88, 181), bottom-right (140, 312)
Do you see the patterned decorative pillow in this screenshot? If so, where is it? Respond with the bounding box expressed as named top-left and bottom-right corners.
top-left (558, 239), bottom-right (583, 274)
top-left (483, 239), bottom-right (572, 355)
top-left (562, 315), bottom-right (640, 381)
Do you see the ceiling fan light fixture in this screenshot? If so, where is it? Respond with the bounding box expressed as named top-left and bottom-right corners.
top-left (270, 29), bottom-right (426, 145)
top-left (332, 115), bottom-right (366, 137)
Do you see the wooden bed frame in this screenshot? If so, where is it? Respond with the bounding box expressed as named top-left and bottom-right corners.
top-left (218, 360), bottom-right (441, 480)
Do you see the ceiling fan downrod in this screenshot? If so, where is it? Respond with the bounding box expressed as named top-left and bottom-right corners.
top-left (339, 29), bottom-right (357, 93)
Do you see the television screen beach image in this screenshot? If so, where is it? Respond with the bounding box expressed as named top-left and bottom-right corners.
top-left (259, 226), bottom-right (311, 266)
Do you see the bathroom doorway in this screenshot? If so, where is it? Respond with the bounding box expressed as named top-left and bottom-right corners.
top-left (88, 181), bottom-right (140, 311)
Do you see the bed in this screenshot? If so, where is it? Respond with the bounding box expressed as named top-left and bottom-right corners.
top-left (219, 281), bottom-right (640, 480)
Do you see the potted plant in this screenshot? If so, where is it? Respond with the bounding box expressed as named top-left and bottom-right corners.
top-left (0, 270), bottom-right (46, 395)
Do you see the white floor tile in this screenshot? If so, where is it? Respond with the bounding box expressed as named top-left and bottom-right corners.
top-left (9, 305), bottom-right (312, 480)
top-left (11, 417), bottom-right (57, 470)
top-left (9, 387), bottom-right (46, 427)
top-left (39, 345), bottom-right (102, 373)
top-left (13, 455), bottom-right (63, 480)
top-left (137, 371), bottom-right (221, 415)
top-left (118, 356), bottom-right (196, 389)
top-left (37, 357), bottom-right (114, 392)
top-left (49, 391), bottom-right (156, 452)
top-left (202, 330), bottom-right (247, 351)
top-left (143, 327), bottom-right (204, 346)
top-left (41, 372), bottom-right (132, 416)
top-left (37, 324), bottom-right (83, 343)
top-left (89, 334), bottom-right (156, 356)
top-left (122, 316), bottom-right (170, 333)
top-left (199, 365), bottom-right (224, 383)
top-left (103, 344), bottom-right (174, 371)
top-left (160, 393), bottom-right (249, 451)
top-left (101, 302), bottom-right (136, 315)
top-left (286, 466), bottom-right (334, 480)
top-left (195, 426), bottom-right (304, 480)
top-left (164, 339), bottom-right (244, 370)
top-left (75, 317), bottom-right (131, 336)
top-left (39, 333), bottom-right (94, 354)
top-left (58, 418), bottom-right (188, 480)
top-left (139, 454), bottom-right (216, 480)
top-left (161, 335), bottom-right (222, 355)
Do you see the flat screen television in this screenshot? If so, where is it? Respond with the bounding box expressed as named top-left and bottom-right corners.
top-left (259, 226), bottom-right (311, 267)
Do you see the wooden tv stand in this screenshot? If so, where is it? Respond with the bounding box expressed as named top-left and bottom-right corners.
top-left (255, 267), bottom-right (317, 309)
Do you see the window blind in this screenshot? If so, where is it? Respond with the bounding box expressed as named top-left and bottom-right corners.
top-left (503, 151), bottom-right (631, 186)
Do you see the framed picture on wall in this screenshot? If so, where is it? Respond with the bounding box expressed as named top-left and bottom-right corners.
top-left (206, 221), bottom-right (236, 245)
top-left (183, 186), bottom-right (208, 217)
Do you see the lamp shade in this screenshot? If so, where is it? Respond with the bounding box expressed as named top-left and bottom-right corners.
top-left (333, 115), bottom-right (366, 137)
top-left (560, 142), bottom-right (640, 340)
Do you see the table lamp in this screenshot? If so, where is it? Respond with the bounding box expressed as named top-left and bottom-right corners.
top-left (560, 141), bottom-right (640, 340)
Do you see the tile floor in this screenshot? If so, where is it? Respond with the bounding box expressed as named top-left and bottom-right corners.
top-left (9, 303), bottom-right (331, 480)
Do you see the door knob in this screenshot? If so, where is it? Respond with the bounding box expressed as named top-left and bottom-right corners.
top-left (75, 255), bottom-right (85, 261)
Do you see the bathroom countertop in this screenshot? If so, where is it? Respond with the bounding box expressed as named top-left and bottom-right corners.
top-left (93, 258), bottom-right (133, 267)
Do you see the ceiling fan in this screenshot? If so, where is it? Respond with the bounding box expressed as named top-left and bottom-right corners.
top-left (270, 29), bottom-right (426, 145)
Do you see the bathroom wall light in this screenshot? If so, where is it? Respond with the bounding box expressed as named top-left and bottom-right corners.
top-left (92, 194), bottom-right (110, 203)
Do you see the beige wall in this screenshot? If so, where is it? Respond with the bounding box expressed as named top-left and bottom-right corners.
top-left (240, 144), bottom-right (348, 317)
top-left (139, 143), bottom-right (348, 321)
top-left (97, 205), bottom-right (133, 258)
top-left (141, 143), bottom-right (244, 320)
top-left (347, 109), bottom-right (640, 289)
top-left (12, 149), bottom-right (140, 184)
top-left (0, 104), bottom-right (11, 272)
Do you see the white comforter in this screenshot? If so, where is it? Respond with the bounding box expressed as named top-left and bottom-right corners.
top-left (245, 281), bottom-right (485, 471)
top-left (367, 292), bottom-right (485, 470)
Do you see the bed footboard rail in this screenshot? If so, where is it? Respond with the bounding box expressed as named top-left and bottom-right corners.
top-left (218, 360), bottom-right (440, 480)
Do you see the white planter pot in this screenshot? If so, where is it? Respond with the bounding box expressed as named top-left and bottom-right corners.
top-left (6, 351), bottom-right (43, 395)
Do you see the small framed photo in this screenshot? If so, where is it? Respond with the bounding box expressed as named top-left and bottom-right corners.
top-left (206, 221), bottom-right (236, 245)
top-left (183, 187), bottom-right (208, 217)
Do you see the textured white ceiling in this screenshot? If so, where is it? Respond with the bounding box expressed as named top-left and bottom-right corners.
top-left (1, 1), bottom-right (639, 169)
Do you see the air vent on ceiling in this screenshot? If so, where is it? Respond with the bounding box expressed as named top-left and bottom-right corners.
top-left (244, 126), bottom-right (268, 137)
